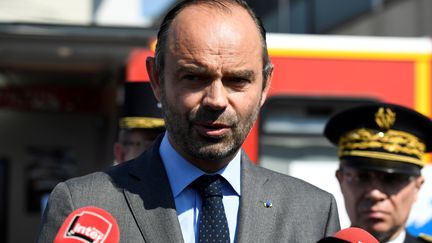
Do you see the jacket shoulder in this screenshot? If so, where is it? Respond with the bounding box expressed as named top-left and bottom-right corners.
top-left (253, 164), bottom-right (333, 197)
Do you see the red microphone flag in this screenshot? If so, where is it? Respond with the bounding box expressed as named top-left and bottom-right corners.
top-left (317, 227), bottom-right (379, 243)
top-left (334, 227), bottom-right (378, 243)
top-left (54, 206), bottom-right (119, 243)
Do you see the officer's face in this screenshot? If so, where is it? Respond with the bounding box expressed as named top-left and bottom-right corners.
top-left (116, 129), bottom-right (163, 163)
top-left (336, 166), bottom-right (424, 241)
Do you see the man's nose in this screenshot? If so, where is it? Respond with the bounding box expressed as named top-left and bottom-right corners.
top-left (364, 180), bottom-right (388, 201)
top-left (202, 80), bottom-right (228, 110)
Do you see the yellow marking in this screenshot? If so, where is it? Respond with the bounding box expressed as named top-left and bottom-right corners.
top-left (268, 48), bottom-right (432, 61)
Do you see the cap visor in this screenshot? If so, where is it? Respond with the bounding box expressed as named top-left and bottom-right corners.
top-left (341, 157), bottom-right (421, 176)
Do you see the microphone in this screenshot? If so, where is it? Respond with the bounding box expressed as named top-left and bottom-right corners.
top-left (317, 227), bottom-right (378, 243)
top-left (54, 206), bottom-right (119, 243)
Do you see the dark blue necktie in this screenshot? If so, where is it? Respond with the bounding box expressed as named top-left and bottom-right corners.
top-left (192, 174), bottom-right (230, 243)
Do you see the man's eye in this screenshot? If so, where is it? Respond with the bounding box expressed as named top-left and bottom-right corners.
top-left (357, 173), bottom-right (371, 182)
top-left (182, 75), bottom-right (199, 81)
top-left (385, 174), bottom-right (411, 185)
top-left (231, 77), bottom-right (249, 82)
top-left (225, 77), bottom-right (250, 86)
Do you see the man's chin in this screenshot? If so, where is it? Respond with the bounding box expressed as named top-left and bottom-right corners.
top-left (192, 143), bottom-right (237, 161)
top-left (369, 227), bottom-right (396, 242)
top-left (361, 221), bottom-right (392, 236)
top-left (195, 148), bottom-right (232, 161)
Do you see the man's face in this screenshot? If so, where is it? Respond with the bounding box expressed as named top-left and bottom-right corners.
top-left (336, 165), bottom-right (424, 241)
top-left (150, 4), bottom-right (271, 171)
top-left (115, 129), bottom-right (163, 163)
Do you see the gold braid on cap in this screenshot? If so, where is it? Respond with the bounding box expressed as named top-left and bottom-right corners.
top-left (338, 107), bottom-right (426, 167)
top-left (375, 107), bottom-right (395, 130)
top-left (120, 117), bottom-right (165, 129)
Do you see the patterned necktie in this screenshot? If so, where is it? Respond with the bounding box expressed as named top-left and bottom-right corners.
top-left (191, 174), bottom-right (230, 243)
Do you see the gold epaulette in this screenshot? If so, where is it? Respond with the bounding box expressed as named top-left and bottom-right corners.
top-left (419, 233), bottom-right (432, 242)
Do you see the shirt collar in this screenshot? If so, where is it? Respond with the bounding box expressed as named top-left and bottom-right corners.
top-left (159, 132), bottom-right (241, 198)
top-left (386, 230), bottom-right (405, 243)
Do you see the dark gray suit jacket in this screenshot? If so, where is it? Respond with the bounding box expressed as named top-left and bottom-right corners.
top-left (37, 137), bottom-right (340, 242)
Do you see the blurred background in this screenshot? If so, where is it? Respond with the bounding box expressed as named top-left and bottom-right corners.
top-left (1, 0), bottom-right (432, 242)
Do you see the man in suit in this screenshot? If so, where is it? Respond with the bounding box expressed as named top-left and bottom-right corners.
top-left (113, 82), bottom-right (165, 164)
top-left (37, 0), bottom-right (340, 242)
top-left (324, 103), bottom-right (432, 243)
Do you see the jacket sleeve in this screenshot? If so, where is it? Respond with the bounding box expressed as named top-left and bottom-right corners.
top-left (36, 182), bottom-right (74, 243)
top-left (324, 195), bottom-right (341, 236)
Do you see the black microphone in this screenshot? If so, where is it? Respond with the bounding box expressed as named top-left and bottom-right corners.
top-left (54, 206), bottom-right (119, 243)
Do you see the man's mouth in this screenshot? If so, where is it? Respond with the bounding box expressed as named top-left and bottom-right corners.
top-left (194, 122), bottom-right (231, 138)
top-left (360, 208), bottom-right (388, 221)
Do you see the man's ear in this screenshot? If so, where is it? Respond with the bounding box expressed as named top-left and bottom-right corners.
top-left (146, 57), bottom-right (161, 101)
top-left (260, 65), bottom-right (274, 107)
top-left (415, 175), bottom-right (425, 189)
top-left (335, 169), bottom-right (343, 183)
top-left (413, 175), bottom-right (425, 202)
top-left (113, 142), bottom-right (125, 164)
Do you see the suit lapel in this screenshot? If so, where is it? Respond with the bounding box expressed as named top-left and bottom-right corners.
top-left (235, 153), bottom-right (275, 242)
top-left (120, 143), bottom-right (275, 242)
top-left (123, 138), bottom-right (184, 243)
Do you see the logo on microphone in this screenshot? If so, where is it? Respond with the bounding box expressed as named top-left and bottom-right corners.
top-left (64, 210), bottom-right (113, 243)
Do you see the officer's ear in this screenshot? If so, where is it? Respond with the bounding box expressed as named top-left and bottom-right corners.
top-left (113, 142), bottom-right (125, 163)
top-left (413, 175), bottom-right (425, 202)
top-left (415, 175), bottom-right (425, 189)
top-left (335, 168), bottom-right (343, 183)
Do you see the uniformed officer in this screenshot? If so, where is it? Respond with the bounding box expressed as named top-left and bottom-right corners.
top-left (324, 103), bottom-right (432, 243)
top-left (113, 82), bottom-right (165, 164)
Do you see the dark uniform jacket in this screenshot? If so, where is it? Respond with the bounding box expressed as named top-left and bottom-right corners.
top-left (405, 232), bottom-right (432, 243)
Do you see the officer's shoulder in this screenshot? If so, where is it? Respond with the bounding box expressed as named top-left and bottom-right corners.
top-left (419, 233), bottom-right (432, 242)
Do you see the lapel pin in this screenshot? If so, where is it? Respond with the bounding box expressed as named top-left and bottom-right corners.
top-left (263, 201), bottom-right (272, 208)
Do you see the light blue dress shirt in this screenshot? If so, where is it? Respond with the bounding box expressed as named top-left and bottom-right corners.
top-left (159, 132), bottom-right (241, 243)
